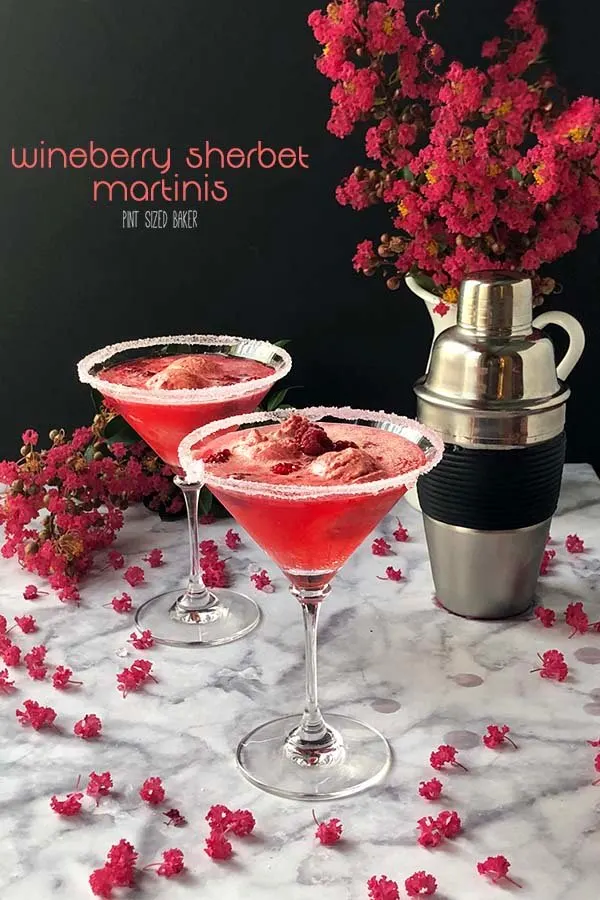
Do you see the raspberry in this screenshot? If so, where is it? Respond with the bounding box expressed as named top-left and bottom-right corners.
top-left (204, 449), bottom-right (231, 464)
top-left (299, 426), bottom-right (334, 457)
top-left (271, 462), bottom-right (301, 475)
top-left (332, 440), bottom-right (358, 451)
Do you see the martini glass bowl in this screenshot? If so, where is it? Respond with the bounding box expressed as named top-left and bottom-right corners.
top-left (179, 407), bottom-right (443, 800)
top-left (77, 334), bottom-right (291, 647)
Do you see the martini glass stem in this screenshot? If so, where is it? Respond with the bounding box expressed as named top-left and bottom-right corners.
top-left (174, 477), bottom-right (213, 611)
top-left (283, 585), bottom-right (342, 765)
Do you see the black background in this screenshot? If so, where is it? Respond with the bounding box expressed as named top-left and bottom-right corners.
top-left (0, 1), bottom-right (598, 468)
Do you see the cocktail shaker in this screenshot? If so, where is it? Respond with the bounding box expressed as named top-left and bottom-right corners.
top-left (414, 272), bottom-right (585, 619)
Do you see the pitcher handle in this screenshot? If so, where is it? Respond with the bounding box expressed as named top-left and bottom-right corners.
top-left (532, 310), bottom-right (585, 381)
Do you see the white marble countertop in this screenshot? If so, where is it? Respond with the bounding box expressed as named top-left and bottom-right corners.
top-left (1, 463), bottom-right (600, 900)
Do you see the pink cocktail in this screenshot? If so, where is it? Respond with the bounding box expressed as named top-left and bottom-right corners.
top-left (77, 335), bottom-right (291, 647)
top-left (179, 408), bottom-right (443, 800)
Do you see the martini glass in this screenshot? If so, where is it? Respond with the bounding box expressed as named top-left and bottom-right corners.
top-left (77, 335), bottom-right (291, 647)
top-left (179, 407), bottom-right (443, 800)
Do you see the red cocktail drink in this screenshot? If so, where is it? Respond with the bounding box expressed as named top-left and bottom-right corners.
top-left (179, 408), bottom-right (442, 800)
top-left (77, 335), bottom-right (291, 647)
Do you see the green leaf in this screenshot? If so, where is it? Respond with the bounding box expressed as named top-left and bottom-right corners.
top-left (90, 388), bottom-right (104, 415)
top-left (401, 166), bottom-right (415, 183)
top-left (102, 415), bottom-right (140, 446)
top-left (265, 387), bottom-right (290, 410)
top-left (198, 487), bottom-right (213, 515)
top-left (273, 339), bottom-right (291, 348)
top-left (509, 166), bottom-right (523, 182)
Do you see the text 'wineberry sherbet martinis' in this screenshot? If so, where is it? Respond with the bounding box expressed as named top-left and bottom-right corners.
top-left (179, 407), bottom-right (443, 801)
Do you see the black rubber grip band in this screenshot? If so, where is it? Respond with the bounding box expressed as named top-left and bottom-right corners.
top-left (417, 432), bottom-right (566, 530)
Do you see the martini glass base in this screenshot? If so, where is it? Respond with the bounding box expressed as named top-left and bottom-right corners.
top-left (134, 589), bottom-right (261, 647)
top-left (236, 713), bottom-right (391, 800)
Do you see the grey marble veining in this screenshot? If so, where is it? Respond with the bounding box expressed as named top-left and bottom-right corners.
top-left (1, 464), bottom-right (600, 900)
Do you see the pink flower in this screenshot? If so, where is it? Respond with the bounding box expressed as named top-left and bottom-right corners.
top-left (565, 601), bottom-right (590, 637)
top-left (74, 713), bottom-right (102, 739)
top-left (380, 566), bottom-right (403, 581)
top-left (367, 875), bottom-right (400, 900)
top-left (565, 533), bottom-right (585, 553)
top-left (108, 550), bottom-right (125, 570)
top-left (430, 744), bottom-right (467, 771)
top-left (416, 816), bottom-right (443, 848)
top-left (405, 871), bottom-right (437, 896)
top-left (153, 848), bottom-right (185, 878)
top-left (534, 605), bottom-right (555, 627)
top-left (116, 659), bottom-right (156, 697)
top-left (419, 778), bottom-right (443, 800)
top-left (124, 566), bottom-right (144, 587)
top-left (477, 855), bottom-right (520, 887)
top-left (225, 529), bottom-right (241, 550)
top-left (139, 776), bottom-right (165, 805)
top-left (483, 724), bottom-right (518, 749)
top-left (371, 538), bottom-right (391, 556)
top-left (204, 830), bottom-right (233, 860)
top-left (52, 665), bottom-right (82, 690)
top-left (144, 548), bottom-right (163, 568)
top-left (433, 301), bottom-right (450, 317)
top-left (393, 520), bottom-right (409, 542)
top-left (128, 630), bottom-right (154, 650)
top-left (14, 614), bottom-right (36, 633)
top-left (21, 429), bottom-right (39, 446)
top-left (50, 792), bottom-right (83, 816)
top-left (0, 668), bottom-right (16, 693)
top-left (16, 699), bottom-right (57, 730)
top-left (110, 592), bottom-right (132, 613)
top-left (86, 771), bottom-right (113, 800)
top-left (250, 569), bottom-right (273, 591)
top-left (435, 809), bottom-right (462, 838)
top-left (539, 548), bottom-right (556, 575)
top-left (23, 584), bottom-right (43, 600)
top-left (314, 814), bottom-right (343, 845)
top-left (531, 649), bottom-right (568, 681)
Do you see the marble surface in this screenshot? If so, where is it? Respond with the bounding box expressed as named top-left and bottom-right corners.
top-left (1, 463), bottom-right (600, 900)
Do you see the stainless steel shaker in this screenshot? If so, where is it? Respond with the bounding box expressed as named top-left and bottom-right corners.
top-left (414, 272), bottom-right (585, 619)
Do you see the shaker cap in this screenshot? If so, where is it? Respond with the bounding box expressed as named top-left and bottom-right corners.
top-left (458, 271), bottom-right (532, 336)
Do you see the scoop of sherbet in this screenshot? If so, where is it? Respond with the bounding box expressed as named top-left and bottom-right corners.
top-left (146, 355), bottom-right (224, 390)
top-left (234, 427), bottom-right (301, 463)
top-left (308, 447), bottom-right (381, 482)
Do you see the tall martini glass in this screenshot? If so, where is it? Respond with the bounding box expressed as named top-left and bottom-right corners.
top-left (77, 335), bottom-right (291, 647)
top-left (179, 407), bottom-right (443, 800)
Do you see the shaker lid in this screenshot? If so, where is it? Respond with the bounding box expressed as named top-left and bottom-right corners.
top-left (416, 271), bottom-right (565, 409)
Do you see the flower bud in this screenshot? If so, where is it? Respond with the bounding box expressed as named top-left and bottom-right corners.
top-left (24, 541), bottom-right (39, 555)
top-left (353, 166), bottom-right (364, 178)
top-left (49, 429), bottom-right (60, 441)
top-left (386, 276), bottom-right (401, 290)
top-left (93, 451), bottom-right (104, 462)
top-left (11, 479), bottom-right (24, 493)
top-left (380, 233), bottom-right (390, 244)
top-left (20, 445), bottom-right (29, 457)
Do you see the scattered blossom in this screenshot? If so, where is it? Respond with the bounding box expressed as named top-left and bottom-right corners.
top-left (204, 830), bottom-right (233, 860)
top-left (2, 643), bottom-right (21, 667)
top-left (393, 520), bottom-right (409, 542)
top-left (250, 569), bottom-right (273, 591)
top-left (21, 429), bottom-right (39, 446)
top-left (144, 549), bottom-right (164, 568)
top-left (128, 630), bottom-right (154, 650)
top-left (14, 614), bottom-right (36, 634)
top-left (52, 665), bottom-right (82, 689)
top-left (372, 538), bottom-right (391, 556)
top-left (50, 792), bottom-right (83, 816)
top-left (430, 744), bottom-right (467, 771)
top-left (419, 778), bottom-right (443, 800)
top-left (565, 601), bottom-right (591, 637)
top-left (74, 713), bottom-right (102, 739)
top-left (86, 771), bottom-right (113, 800)
top-left (565, 533), bottom-right (585, 553)
top-left (435, 809), bottom-right (462, 839)
top-left (531, 649), bottom-right (568, 681)
top-left (534, 605), bottom-right (555, 627)
top-left (164, 808), bottom-right (187, 827)
top-left (313, 812), bottom-right (343, 844)
top-left (594, 753), bottom-right (600, 785)
top-left (23, 584), bottom-right (44, 600)
top-left (15, 698), bottom-right (56, 730)
top-left (109, 593), bottom-right (132, 613)
top-left (225, 529), bottom-right (241, 550)
top-left (405, 871), bottom-right (438, 897)
top-left (124, 566), bottom-right (145, 587)
top-left (139, 776), bottom-right (165, 805)
top-left (153, 848), bottom-right (185, 877)
top-left (0, 668), bottom-right (15, 693)
top-left (483, 724), bottom-right (518, 749)
top-left (378, 566), bottom-right (403, 582)
top-left (416, 816), bottom-right (443, 848)
top-left (229, 809), bottom-right (256, 837)
top-left (116, 658), bottom-right (156, 697)
top-left (367, 875), bottom-right (400, 900)
top-left (540, 548), bottom-right (556, 575)
top-left (108, 551), bottom-right (125, 570)
top-left (477, 855), bottom-right (520, 887)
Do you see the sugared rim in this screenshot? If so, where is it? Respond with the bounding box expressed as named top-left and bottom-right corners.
top-left (178, 406), bottom-right (444, 499)
top-left (76, 335), bottom-right (292, 406)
